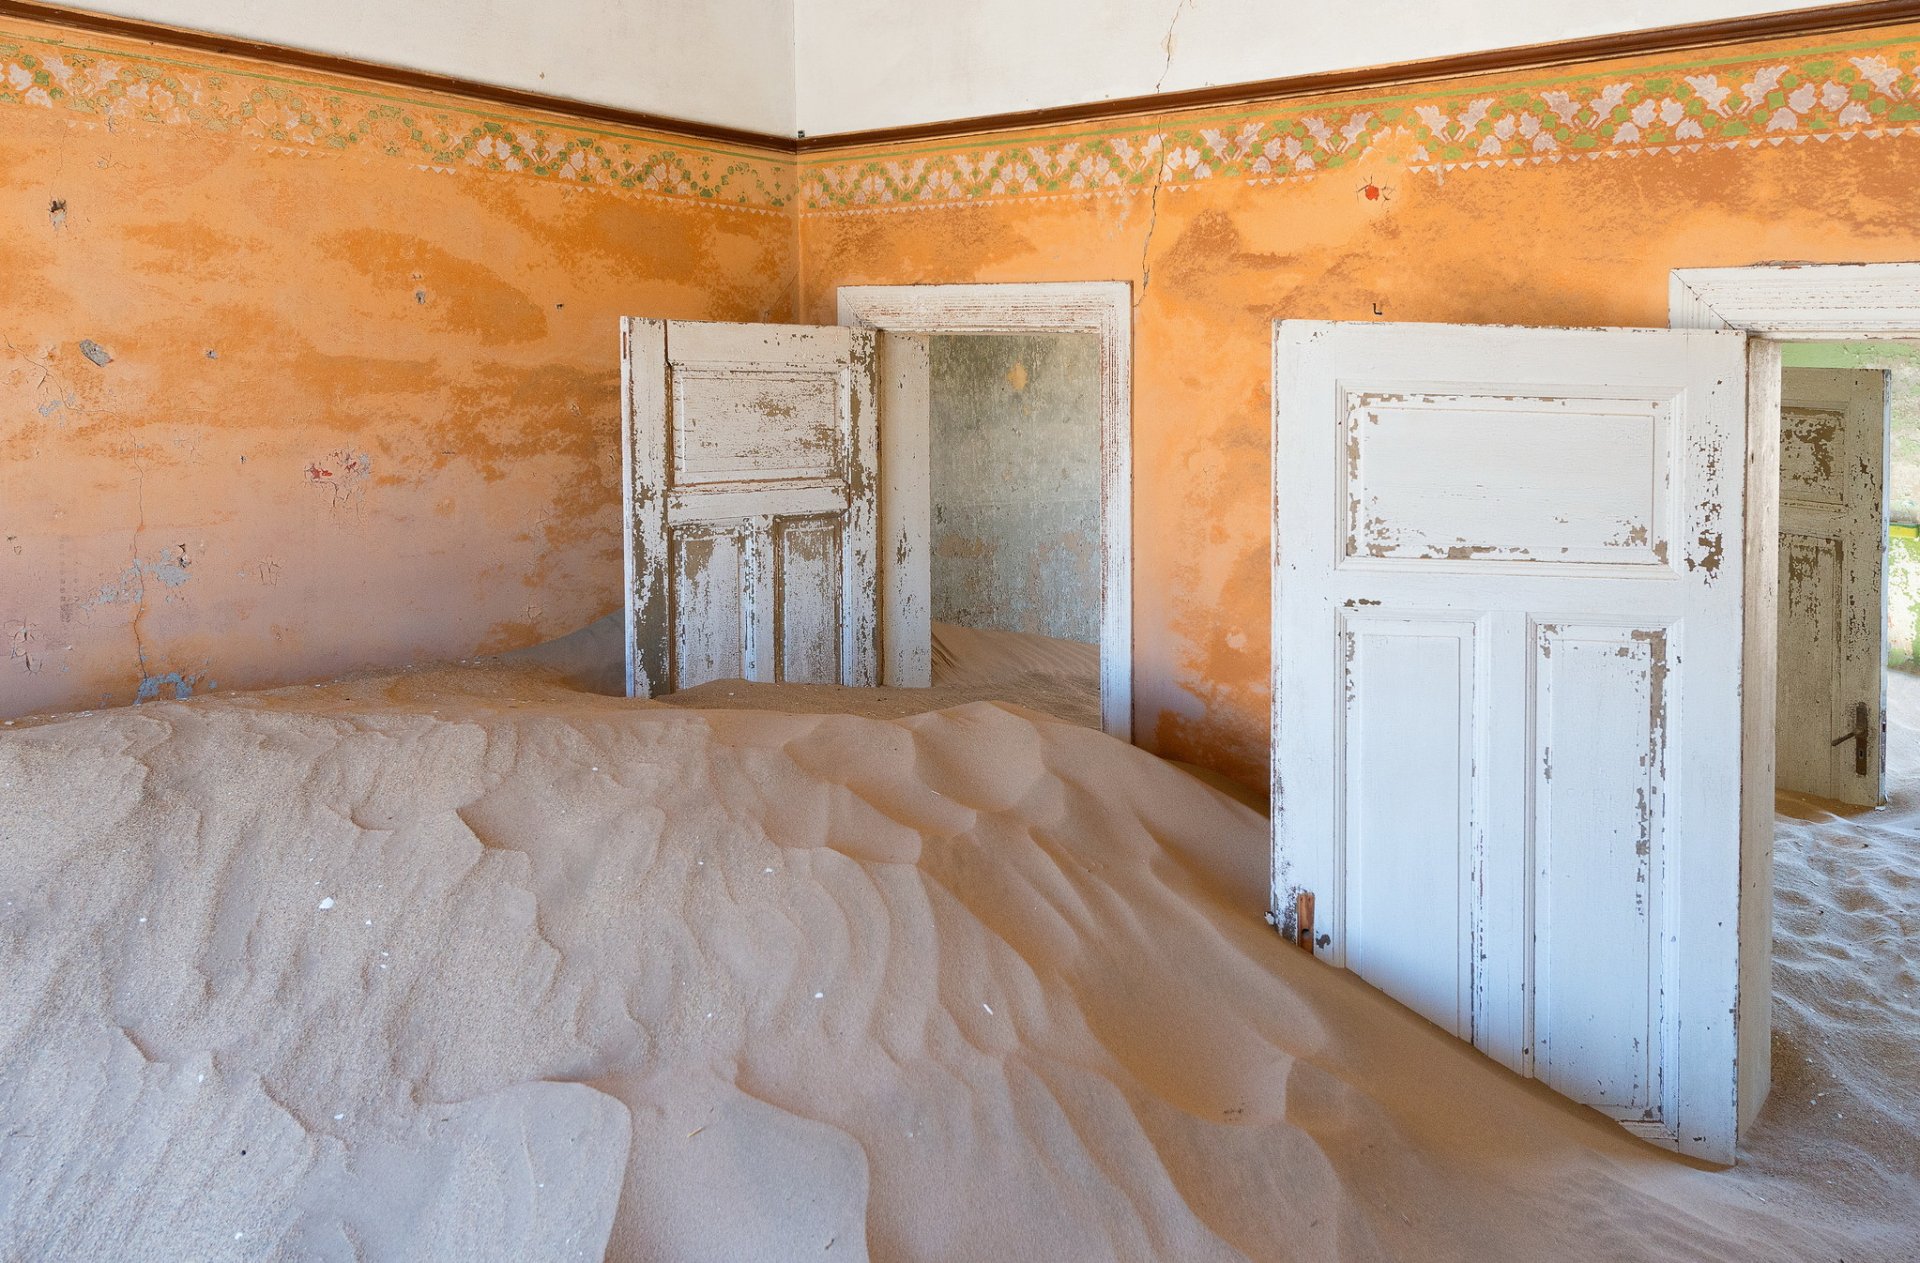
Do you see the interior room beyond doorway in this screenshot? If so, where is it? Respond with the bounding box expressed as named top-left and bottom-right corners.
top-left (1774, 340), bottom-right (1920, 807)
top-left (925, 333), bottom-right (1104, 729)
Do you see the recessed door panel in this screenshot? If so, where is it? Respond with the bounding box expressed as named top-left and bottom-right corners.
top-left (1532, 621), bottom-right (1666, 1122)
top-left (671, 527), bottom-right (746, 690)
top-left (1345, 392), bottom-right (1673, 568)
top-left (672, 370), bottom-right (841, 484)
top-left (776, 516), bottom-right (844, 684)
top-left (1341, 613), bottom-right (1478, 1035)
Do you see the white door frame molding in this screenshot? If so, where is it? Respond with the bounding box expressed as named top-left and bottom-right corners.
top-left (1670, 259), bottom-right (1920, 1134)
top-left (837, 281), bottom-right (1134, 742)
top-left (1671, 263), bottom-right (1920, 338)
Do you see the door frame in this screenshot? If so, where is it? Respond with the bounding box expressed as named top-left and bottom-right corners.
top-left (837, 281), bottom-right (1134, 742)
top-left (1670, 260), bottom-right (1920, 1132)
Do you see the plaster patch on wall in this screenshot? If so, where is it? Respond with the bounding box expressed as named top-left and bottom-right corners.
top-left (87, 553), bottom-right (194, 609)
top-left (135, 668), bottom-right (211, 702)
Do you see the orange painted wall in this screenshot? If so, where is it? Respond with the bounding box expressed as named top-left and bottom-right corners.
top-left (798, 25), bottom-right (1920, 786)
top-left (8, 13), bottom-right (1920, 794)
top-left (0, 16), bottom-right (794, 718)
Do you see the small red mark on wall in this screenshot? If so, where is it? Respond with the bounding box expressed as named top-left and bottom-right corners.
top-left (1358, 177), bottom-right (1391, 202)
top-left (305, 450), bottom-right (372, 511)
top-left (306, 452), bottom-right (364, 482)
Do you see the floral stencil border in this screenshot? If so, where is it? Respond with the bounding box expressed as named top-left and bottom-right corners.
top-left (6, 17), bottom-right (1920, 219)
top-left (0, 21), bottom-right (793, 212)
top-left (799, 34), bottom-right (1920, 214)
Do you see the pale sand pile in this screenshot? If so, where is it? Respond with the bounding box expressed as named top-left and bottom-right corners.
top-left (1758, 668), bottom-right (1920, 1249)
top-left (0, 661), bottom-right (1915, 1260)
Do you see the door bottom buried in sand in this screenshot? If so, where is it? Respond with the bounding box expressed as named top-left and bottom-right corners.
top-left (1272, 320), bottom-right (1756, 1164)
top-left (620, 318), bottom-right (880, 699)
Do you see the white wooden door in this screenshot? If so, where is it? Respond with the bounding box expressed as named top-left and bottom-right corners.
top-left (1776, 367), bottom-right (1888, 805)
top-left (1273, 321), bottom-right (1754, 1163)
top-left (621, 320), bottom-right (878, 697)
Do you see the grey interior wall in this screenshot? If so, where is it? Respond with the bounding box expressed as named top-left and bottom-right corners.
top-left (929, 333), bottom-right (1101, 643)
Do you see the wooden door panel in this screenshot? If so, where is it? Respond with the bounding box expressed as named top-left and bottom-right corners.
top-left (774, 516), bottom-right (844, 684)
top-left (670, 526), bottom-right (747, 690)
top-left (1775, 367), bottom-right (1887, 805)
top-left (1345, 392), bottom-right (1673, 568)
top-left (1340, 611), bottom-right (1477, 1036)
top-left (623, 319), bottom-right (878, 698)
top-left (1777, 533), bottom-right (1842, 791)
top-left (671, 370), bottom-right (842, 484)
top-left (1532, 620), bottom-right (1666, 1122)
top-left (1274, 320), bottom-right (1749, 1162)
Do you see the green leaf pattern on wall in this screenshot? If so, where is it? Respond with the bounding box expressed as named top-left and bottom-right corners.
top-left (0, 27), bottom-right (793, 210)
top-left (3, 19), bottom-right (1917, 216)
top-left (799, 43), bottom-right (1920, 212)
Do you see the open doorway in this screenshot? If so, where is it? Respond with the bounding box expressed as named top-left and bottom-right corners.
top-left (923, 333), bottom-right (1103, 729)
top-left (1773, 343), bottom-right (1920, 810)
top-left (1766, 339), bottom-right (1920, 1205)
top-left (838, 281), bottom-right (1134, 742)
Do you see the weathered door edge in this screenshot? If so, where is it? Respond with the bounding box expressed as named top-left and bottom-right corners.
top-left (1874, 370), bottom-right (1894, 801)
top-left (876, 332), bottom-right (933, 688)
top-left (846, 327), bottom-right (882, 687)
top-left (837, 281), bottom-right (1134, 744)
top-left (620, 317), bottom-right (671, 699)
top-left (1737, 336), bottom-right (1781, 1136)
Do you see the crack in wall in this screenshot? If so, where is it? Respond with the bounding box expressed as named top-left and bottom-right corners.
top-left (1136, 0), bottom-right (1192, 305)
top-left (128, 450), bottom-right (153, 683)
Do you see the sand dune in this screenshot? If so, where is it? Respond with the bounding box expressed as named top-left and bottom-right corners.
top-left (0, 665), bottom-right (1914, 1260)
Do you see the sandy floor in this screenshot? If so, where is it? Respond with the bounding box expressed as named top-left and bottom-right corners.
top-left (500, 614), bottom-right (1104, 727)
top-left (0, 658), bottom-right (1914, 1259)
top-left (1747, 668), bottom-right (1920, 1250)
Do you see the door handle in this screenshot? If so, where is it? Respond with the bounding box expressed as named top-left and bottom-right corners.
top-left (1831, 701), bottom-right (1874, 777)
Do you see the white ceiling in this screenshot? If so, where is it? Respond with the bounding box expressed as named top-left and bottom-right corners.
top-left (63, 0), bottom-right (799, 134)
top-left (65, 0), bottom-right (1824, 138)
top-left (794, 0), bottom-right (1820, 137)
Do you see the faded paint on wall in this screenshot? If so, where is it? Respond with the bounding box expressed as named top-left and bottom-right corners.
top-left (11, 10), bottom-right (1920, 794)
top-left (799, 23), bottom-right (1920, 787)
top-left (929, 333), bottom-right (1100, 643)
top-left (0, 14), bottom-right (795, 720)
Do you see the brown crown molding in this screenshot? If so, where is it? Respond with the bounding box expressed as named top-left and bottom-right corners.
top-left (795, 0), bottom-right (1920, 152)
top-left (0, 0), bottom-right (796, 153)
top-left (6, 0), bottom-right (1919, 159)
